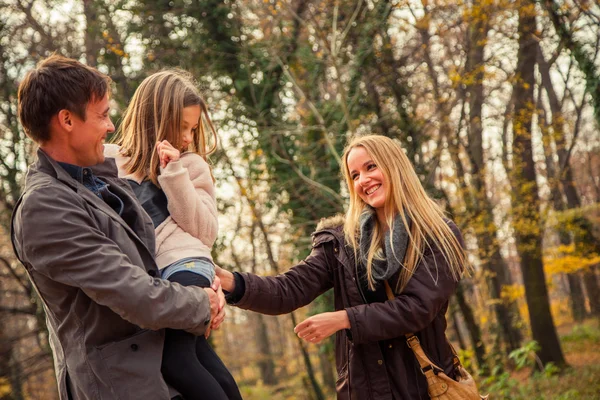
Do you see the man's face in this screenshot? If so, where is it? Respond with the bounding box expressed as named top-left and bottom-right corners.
top-left (69, 94), bottom-right (114, 166)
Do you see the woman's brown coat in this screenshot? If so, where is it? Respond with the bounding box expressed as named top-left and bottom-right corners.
top-left (233, 215), bottom-right (464, 400)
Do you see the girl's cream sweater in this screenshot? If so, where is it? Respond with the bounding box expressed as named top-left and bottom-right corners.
top-left (104, 144), bottom-right (218, 270)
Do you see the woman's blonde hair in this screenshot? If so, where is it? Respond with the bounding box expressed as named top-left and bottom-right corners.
top-left (342, 135), bottom-right (468, 292)
top-left (114, 69), bottom-right (217, 185)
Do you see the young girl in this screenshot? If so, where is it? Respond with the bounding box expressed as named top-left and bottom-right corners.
top-left (105, 69), bottom-right (242, 400)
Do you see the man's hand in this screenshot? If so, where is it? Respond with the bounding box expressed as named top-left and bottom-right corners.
top-left (156, 140), bottom-right (180, 168)
top-left (202, 287), bottom-right (219, 338)
top-left (211, 303), bottom-right (226, 333)
top-left (294, 311), bottom-right (351, 344)
top-left (203, 276), bottom-right (227, 338)
top-left (210, 275), bottom-right (226, 332)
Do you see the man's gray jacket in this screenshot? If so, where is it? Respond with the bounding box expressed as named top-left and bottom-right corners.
top-left (11, 149), bottom-right (212, 399)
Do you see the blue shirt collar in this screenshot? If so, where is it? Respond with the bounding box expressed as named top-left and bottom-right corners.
top-left (56, 162), bottom-right (94, 185)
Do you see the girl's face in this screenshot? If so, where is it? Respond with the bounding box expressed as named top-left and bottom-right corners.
top-left (180, 105), bottom-right (201, 152)
top-left (347, 146), bottom-right (387, 211)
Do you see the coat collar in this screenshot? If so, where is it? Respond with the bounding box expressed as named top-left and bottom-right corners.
top-left (29, 149), bottom-right (155, 263)
top-left (31, 148), bottom-right (122, 222)
top-left (31, 148), bottom-right (120, 190)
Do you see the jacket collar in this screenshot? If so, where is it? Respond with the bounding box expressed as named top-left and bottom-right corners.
top-left (31, 148), bottom-right (80, 191)
top-left (29, 149), bottom-right (155, 260)
top-left (31, 148), bottom-right (120, 189)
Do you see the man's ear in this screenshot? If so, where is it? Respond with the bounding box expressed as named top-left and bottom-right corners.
top-left (57, 109), bottom-right (74, 132)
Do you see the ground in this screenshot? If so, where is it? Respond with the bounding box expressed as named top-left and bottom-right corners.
top-left (481, 319), bottom-right (600, 400)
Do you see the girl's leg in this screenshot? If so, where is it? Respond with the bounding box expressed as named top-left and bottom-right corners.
top-left (161, 271), bottom-right (228, 400)
top-left (195, 336), bottom-right (244, 400)
top-left (161, 329), bottom-right (228, 400)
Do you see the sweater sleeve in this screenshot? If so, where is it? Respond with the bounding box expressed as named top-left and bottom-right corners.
top-left (345, 222), bottom-right (464, 345)
top-left (158, 153), bottom-right (218, 247)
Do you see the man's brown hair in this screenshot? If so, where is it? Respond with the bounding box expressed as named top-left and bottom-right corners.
top-left (17, 54), bottom-right (112, 143)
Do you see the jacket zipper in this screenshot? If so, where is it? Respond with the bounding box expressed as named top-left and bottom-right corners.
top-left (340, 241), bottom-right (378, 399)
top-left (342, 243), bottom-right (368, 305)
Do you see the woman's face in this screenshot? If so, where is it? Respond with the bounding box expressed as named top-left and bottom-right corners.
top-left (180, 105), bottom-right (201, 152)
top-left (347, 146), bottom-right (387, 210)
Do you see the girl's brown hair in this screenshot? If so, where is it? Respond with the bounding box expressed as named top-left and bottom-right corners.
top-left (114, 69), bottom-right (217, 185)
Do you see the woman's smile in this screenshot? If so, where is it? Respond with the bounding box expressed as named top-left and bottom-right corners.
top-left (347, 146), bottom-right (387, 210)
top-left (365, 184), bottom-right (381, 195)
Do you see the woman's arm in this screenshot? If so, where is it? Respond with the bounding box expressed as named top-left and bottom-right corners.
top-left (217, 239), bottom-right (336, 315)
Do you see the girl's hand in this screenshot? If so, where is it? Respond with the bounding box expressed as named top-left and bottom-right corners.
top-left (294, 311), bottom-right (351, 344)
top-left (156, 140), bottom-right (180, 168)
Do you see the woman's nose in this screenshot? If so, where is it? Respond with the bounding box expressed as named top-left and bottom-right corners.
top-left (359, 173), bottom-right (370, 186)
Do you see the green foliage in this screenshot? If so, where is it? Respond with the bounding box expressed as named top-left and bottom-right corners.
top-left (481, 368), bottom-right (519, 399)
top-left (561, 324), bottom-right (600, 343)
top-left (457, 348), bottom-right (476, 372)
top-left (508, 340), bottom-right (541, 371)
top-left (541, 362), bottom-right (560, 378)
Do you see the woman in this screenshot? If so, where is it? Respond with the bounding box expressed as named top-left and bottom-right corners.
top-left (217, 134), bottom-right (468, 399)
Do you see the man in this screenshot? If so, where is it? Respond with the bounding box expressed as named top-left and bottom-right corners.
top-left (11, 54), bottom-right (223, 399)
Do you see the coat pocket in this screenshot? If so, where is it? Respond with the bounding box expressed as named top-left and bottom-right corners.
top-left (97, 329), bottom-right (169, 400)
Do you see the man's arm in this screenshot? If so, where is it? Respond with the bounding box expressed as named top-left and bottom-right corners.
top-left (15, 186), bottom-right (217, 336)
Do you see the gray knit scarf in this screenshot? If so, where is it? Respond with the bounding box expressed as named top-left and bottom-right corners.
top-left (358, 206), bottom-right (410, 285)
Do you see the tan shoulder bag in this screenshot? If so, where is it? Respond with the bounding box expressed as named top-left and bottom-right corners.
top-left (384, 281), bottom-right (489, 400)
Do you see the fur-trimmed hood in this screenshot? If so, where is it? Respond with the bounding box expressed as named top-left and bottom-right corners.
top-left (315, 214), bottom-right (345, 232)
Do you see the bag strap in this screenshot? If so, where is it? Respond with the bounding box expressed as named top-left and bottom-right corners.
top-left (384, 280), bottom-right (462, 374)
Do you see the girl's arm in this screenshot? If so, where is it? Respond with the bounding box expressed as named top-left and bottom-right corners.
top-left (158, 152), bottom-right (218, 246)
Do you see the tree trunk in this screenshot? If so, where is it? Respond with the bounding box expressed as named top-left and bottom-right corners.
top-left (252, 313), bottom-right (278, 385)
top-left (567, 273), bottom-right (587, 321)
top-left (318, 340), bottom-right (336, 391)
top-left (449, 301), bottom-right (467, 351)
top-left (536, 81), bottom-right (587, 322)
top-left (455, 282), bottom-right (488, 374)
top-left (571, 217), bottom-right (600, 317)
top-left (82, 0), bottom-right (100, 67)
top-left (463, 0), bottom-right (523, 352)
top-left (543, 0), bottom-right (600, 129)
top-left (247, 224), bottom-right (278, 385)
top-left (8, 348), bottom-right (25, 400)
top-left (510, 5), bottom-right (566, 367)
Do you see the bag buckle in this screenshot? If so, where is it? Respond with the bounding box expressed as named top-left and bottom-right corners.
top-left (420, 364), bottom-right (442, 375)
top-left (406, 335), bottom-right (420, 349)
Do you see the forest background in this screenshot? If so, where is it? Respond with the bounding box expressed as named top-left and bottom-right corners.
top-left (1, 0), bottom-right (599, 399)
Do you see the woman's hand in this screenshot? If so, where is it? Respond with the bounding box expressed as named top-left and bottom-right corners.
top-left (156, 140), bottom-right (180, 168)
top-left (214, 265), bottom-right (235, 292)
top-left (294, 311), bottom-right (351, 344)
